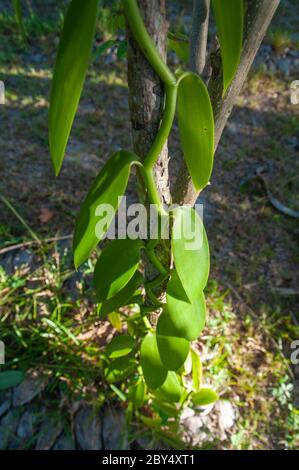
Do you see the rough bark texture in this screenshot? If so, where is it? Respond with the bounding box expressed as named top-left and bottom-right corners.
top-left (173, 0), bottom-right (281, 206)
top-left (126, 0), bottom-right (170, 285)
top-left (189, 0), bottom-right (210, 75)
top-left (127, 0), bottom-right (171, 206)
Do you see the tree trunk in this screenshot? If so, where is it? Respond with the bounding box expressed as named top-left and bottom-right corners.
top-left (126, 0), bottom-right (171, 207)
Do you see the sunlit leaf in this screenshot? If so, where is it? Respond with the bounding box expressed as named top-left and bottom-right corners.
top-left (212, 0), bottom-right (244, 93)
top-left (0, 370), bottom-right (25, 390)
top-left (106, 334), bottom-right (135, 359)
top-left (94, 238), bottom-right (142, 301)
top-left (166, 269), bottom-right (206, 341)
top-left (192, 388), bottom-right (218, 406)
top-left (140, 332), bottom-right (168, 389)
top-left (172, 206), bottom-right (209, 301)
top-left (177, 72), bottom-right (214, 190)
top-left (191, 349), bottom-right (202, 391)
top-left (156, 313), bottom-right (189, 371)
top-left (99, 271), bottom-right (143, 318)
top-left (154, 371), bottom-right (182, 403)
top-left (73, 150), bottom-right (138, 269)
top-left (49, 0), bottom-right (99, 175)
top-left (108, 312), bottom-right (122, 331)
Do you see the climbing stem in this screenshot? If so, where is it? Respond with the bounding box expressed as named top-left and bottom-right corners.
top-left (143, 84), bottom-right (178, 169)
top-left (144, 246), bottom-right (168, 276)
top-left (139, 166), bottom-right (167, 216)
top-left (123, 0), bottom-right (176, 86)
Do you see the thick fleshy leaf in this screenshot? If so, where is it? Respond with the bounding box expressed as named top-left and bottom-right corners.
top-left (99, 271), bottom-right (143, 318)
top-left (49, 0), bottom-right (98, 175)
top-left (128, 380), bottom-right (146, 409)
top-left (106, 334), bottom-right (135, 359)
top-left (177, 73), bottom-right (214, 190)
top-left (73, 151), bottom-right (137, 269)
top-left (105, 355), bottom-right (136, 383)
top-left (156, 313), bottom-right (189, 371)
top-left (140, 332), bottom-right (168, 389)
top-left (212, 0), bottom-right (244, 93)
top-left (166, 270), bottom-right (206, 341)
top-left (108, 312), bottom-right (122, 331)
top-left (0, 370), bottom-right (25, 390)
top-left (192, 388), bottom-right (219, 406)
top-left (172, 206), bottom-right (209, 301)
top-left (154, 371), bottom-right (182, 403)
top-left (94, 238), bottom-right (142, 301)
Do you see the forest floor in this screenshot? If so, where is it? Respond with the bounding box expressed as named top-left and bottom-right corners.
top-left (0, 0), bottom-right (299, 450)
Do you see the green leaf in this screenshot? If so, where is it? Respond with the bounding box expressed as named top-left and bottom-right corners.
top-left (128, 380), bottom-right (146, 408)
top-left (191, 349), bottom-right (202, 391)
top-left (172, 206), bottom-right (209, 301)
top-left (12, 0), bottom-right (26, 39)
top-left (105, 355), bottom-right (136, 383)
top-left (152, 400), bottom-right (179, 418)
top-left (0, 370), bottom-right (25, 390)
top-left (156, 313), bottom-right (189, 371)
top-left (49, 0), bottom-right (98, 175)
top-left (73, 150), bottom-right (138, 269)
top-left (108, 312), bottom-right (122, 331)
top-left (192, 388), bottom-right (219, 406)
top-left (154, 372), bottom-right (182, 403)
top-left (99, 271), bottom-right (143, 318)
top-left (177, 72), bottom-right (214, 191)
top-left (140, 332), bottom-right (168, 389)
top-left (93, 39), bottom-right (115, 61)
top-left (94, 238), bottom-right (142, 301)
top-left (166, 270), bottom-right (206, 341)
top-left (106, 334), bottom-right (135, 359)
top-left (212, 0), bottom-right (244, 93)
top-left (168, 32), bottom-right (189, 63)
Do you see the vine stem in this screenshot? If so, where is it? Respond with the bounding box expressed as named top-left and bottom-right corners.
top-left (123, 0), bottom-right (176, 86)
top-left (143, 84), bottom-right (178, 170)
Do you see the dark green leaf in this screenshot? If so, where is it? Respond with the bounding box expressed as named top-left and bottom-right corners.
top-left (94, 238), bottom-right (142, 301)
top-left (128, 380), bottom-right (146, 408)
top-left (106, 334), bottom-right (135, 359)
top-left (99, 271), bottom-right (143, 318)
top-left (105, 355), bottom-right (136, 383)
top-left (49, 0), bottom-right (98, 175)
top-left (93, 39), bottom-right (116, 61)
top-left (73, 150), bottom-right (138, 269)
top-left (154, 371), bottom-right (182, 403)
top-left (140, 332), bottom-right (168, 389)
top-left (0, 370), bottom-right (25, 390)
top-left (192, 388), bottom-right (218, 406)
top-left (212, 0), bottom-right (244, 93)
top-left (172, 206), bottom-right (209, 301)
top-left (117, 40), bottom-right (127, 59)
top-left (177, 72), bottom-right (214, 191)
top-left (166, 270), bottom-right (206, 341)
top-left (156, 313), bottom-right (189, 371)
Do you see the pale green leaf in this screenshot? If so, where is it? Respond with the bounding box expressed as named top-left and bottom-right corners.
top-left (192, 388), bottom-right (218, 406)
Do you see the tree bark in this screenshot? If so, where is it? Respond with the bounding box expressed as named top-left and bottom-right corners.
top-left (173, 0), bottom-right (280, 206)
top-left (126, 0), bottom-right (171, 207)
